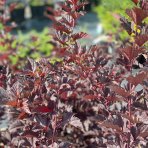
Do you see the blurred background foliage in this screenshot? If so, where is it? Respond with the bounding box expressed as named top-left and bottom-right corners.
top-left (0, 26), bottom-right (53, 68)
top-left (9, 28), bottom-right (53, 66)
top-left (94, 0), bottom-right (135, 40)
top-left (29, 0), bottom-right (52, 6)
top-left (1, 0), bottom-right (144, 68)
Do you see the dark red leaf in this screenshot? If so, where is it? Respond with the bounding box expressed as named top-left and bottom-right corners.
top-left (67, 0), bottom-right (78, 5)
top-left (60, 91), bottom-right (68, 100)
top-left (54, 23), bottom-right (71, 34)
top-left (22, 131), bottom-right (38, 138)
top-left (33, 106), bottom-right (53, 113)
top-left (71, 32), bottom-right (89, 40)
top-left (110, 85), bottom-right (130, 98)
top-left (119, 46), bottom-right (144, 62)
top-left (46, 7), bottom-right (54, 14)
top-left (126, 7), bottom-right (148, 25)
top-left (132, 0), bottom-right (139, 5)
top-left (61, 4), bottom-right (71, 12)
top-left (107, 96), bottom-right (127, 102)
top-left (121, 114), bottom-right (139, 123)
top-left (7, 100), bottom-right (18, 107)
top-left (127, 71), bottom-right (148, 86)
top-left (18, 112), bottom-right (27, 120)
top-left (48, 84), bottom-right (58, 89)
top-left (45, 14), bottom-right (56, 22)
top-left (75, 2), bottom-right (89, 10)
top-left (61, 16), bottom-right (75, 28)
top-left (138, 132), bottom-right (148, 138)
top-left (71, 11), bottom-right (85, 19)
top-left (98, 121), bottom-right (122, 132)
top-left (135, 34), bottom-right (148, 46)
top-left (84, 95), bottom-right (97, 100)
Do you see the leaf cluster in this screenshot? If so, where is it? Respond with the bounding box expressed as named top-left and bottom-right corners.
top-left (0, 0), bottom-right (148, 147)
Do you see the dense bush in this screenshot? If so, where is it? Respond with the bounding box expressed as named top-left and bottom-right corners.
top-left (0, 0), bottom-right (148, 147)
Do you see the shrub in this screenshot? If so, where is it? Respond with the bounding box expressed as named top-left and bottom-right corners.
top-left (0, 0), bottom-right (148, 147)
